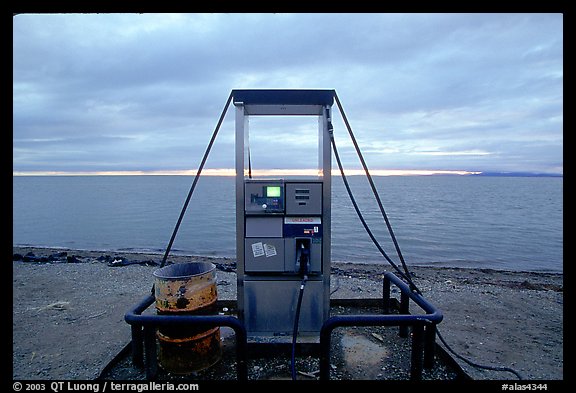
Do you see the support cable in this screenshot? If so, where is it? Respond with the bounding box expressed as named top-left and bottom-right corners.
top-left (158, 92), bottom-right (233, 270)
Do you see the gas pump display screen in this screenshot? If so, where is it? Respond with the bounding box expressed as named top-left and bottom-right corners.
top-left (245, 181), bottom-right (285, 213)
top-left (266, 186), bottom-right (281, 197)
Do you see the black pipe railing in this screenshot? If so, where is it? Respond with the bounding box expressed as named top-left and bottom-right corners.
top-left (125, 295), bottom-right (248, 380)
top-left (319, 272), bottom-right (443, 381)
top-left (124, 271), bottom-right (442, 381)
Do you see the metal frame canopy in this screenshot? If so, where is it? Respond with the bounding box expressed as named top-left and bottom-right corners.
top-left (233, 89), bottom-right (335, 337)
top-left (232, 89), bottom-right (335, 177)
top-left (232, 89), bottom-right (335, 115)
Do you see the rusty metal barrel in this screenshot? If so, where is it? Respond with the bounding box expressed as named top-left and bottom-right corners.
top-left (153, 262), bottom-right (221, 374)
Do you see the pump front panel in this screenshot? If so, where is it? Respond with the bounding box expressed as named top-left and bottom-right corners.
top-left (244, 280), bottom-right (324, 334)
top-left (242, 179), bottom-right (326, 335)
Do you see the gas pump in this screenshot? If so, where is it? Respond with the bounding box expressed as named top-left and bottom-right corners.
top-left (123, 89), bottom-right (453, 381)
top-left (234, 90), bottom-right (334, 338)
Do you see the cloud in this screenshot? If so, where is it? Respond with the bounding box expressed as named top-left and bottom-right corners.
top-left (13, 13), bottom-right (563, 174)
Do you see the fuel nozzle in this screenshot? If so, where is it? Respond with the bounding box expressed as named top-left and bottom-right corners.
top-left (295, 239), bottom-right (311, 277)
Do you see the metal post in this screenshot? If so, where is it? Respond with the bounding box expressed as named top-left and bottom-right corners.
top-left (319, 327), bottom-right (332, 381)
top-left (234, 323), bottom-right (248, 381)
top-left (410, 323), bottom-right (424, 381)
top-left (399, 292), bottom-right (409, 338)
top-left (130, 325), bottom-right (144, 368)
top-left (320, 104), bottom-right (332, 321)
top-left (235, 102), bottom-right (246, 321)
top-left (382, 275), bottom-right (391, 314)
top-left (424, 323), bottom-right (436, 369)
top-left (143, 326), bottom-right (158, 380)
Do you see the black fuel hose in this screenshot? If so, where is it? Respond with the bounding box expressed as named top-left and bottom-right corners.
top-left (437, 330), bottom-right (524, 379)
top-left (334, 92), bottom-right (412, 281)
top-left (328, 124), bottom-right (420, 293)
top-left (291, 275), bottom-right (308, 380)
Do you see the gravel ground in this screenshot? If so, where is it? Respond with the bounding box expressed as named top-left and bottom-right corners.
top-left (12, 247), bottom-right (563, 381)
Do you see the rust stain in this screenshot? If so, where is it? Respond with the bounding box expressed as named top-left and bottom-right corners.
top-left (175, 297), bottom-right (189, 309)
top-left (154, 270), bottom-right (218, 313)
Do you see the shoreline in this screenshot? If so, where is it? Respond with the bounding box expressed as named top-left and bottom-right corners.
top-left (12, 244), bottom-right (563, 276)
top-left (13, 246), bottom-right (563, 380)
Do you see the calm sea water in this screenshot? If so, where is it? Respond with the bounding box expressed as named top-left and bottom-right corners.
top-left (12, 175), bottom-right (563, 273)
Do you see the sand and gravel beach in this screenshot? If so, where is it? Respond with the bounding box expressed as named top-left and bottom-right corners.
top-left (12, 246), bottom-right (563, 382)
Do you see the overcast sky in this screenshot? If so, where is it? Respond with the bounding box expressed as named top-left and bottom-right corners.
top-left (13, 13), bottom-right (563, 175)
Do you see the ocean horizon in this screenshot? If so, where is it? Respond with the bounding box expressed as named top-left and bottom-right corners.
top-left (13, 174), bottom-right (563, 273)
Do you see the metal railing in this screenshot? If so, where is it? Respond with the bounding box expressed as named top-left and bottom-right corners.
top-left (124, 272), bottom-right (442, 381)
top-left (125, 295), bottom-right (247, 380)
top-left (319, 272), bottom-right (443, 380)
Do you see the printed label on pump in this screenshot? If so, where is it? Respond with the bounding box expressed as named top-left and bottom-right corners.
top-left (251, 242), bottom-right (265, 258)
top-left (284, 217), bottom-right (321, 224)
top-left (264, 243), bottom-right (277, 257)
top-left (251, 242), bottom-right (277, 258)
top-left (284, 217), bottom-right (322, 238)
